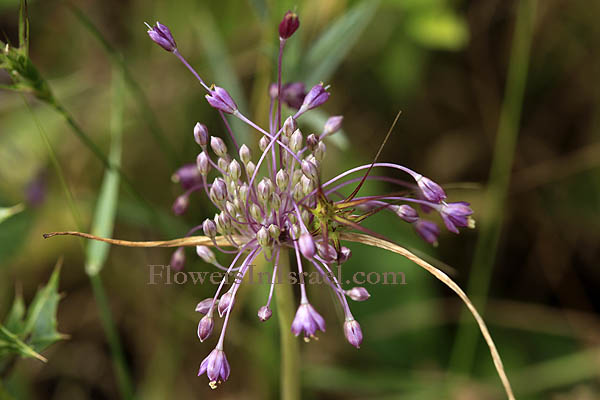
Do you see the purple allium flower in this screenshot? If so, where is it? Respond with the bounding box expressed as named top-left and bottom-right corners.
top-left (170, 247), bottom-right (186, 271)
top-left (198, 348), bottom-right (230, 388)
top-left (257, 306), bottom-right (272, 322)
top-left (298, 83), bottom-right (330, 114)
top-left (346, 287), bottom-right (370, 302)
top-left (291, 303), bottom-right (326, 340)
top-left (146, 22), bottom-right (177, 52)
top-left (147, 10), bottom-right (476, 387)
top-left (440, 201), bottom-right (475, 233)
top-left (416, 175), bottom-right (447, 203)
top-left (343, 319), bottom-right (363, 348)
top-left (172, 194), bottom-right (189, 215)
top-left (413, 219), bottom-right (441, 246)
top-left (205, 86), bottom-right (238, 114)
top-left (196, 298), bottom-right (214, 314)
top-left (279, 11), bottom-right (300, 39)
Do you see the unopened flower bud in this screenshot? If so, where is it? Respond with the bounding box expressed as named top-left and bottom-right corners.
top-left (416, 176), bottom-right (446, 203)
top-left (218, 157), bottom-right (228, 172)
top-left (210, 136), bottom-right (228, 158)
top-left (197, 152), bottom-right (210, 175)
top-left (290, 130), bottom-right (303, 153)
top-left (292, 169), bottom-right (303, 185)
top-left (283, 116), bottom-right (296, 138)
top-left (172, 164), bottom-right (202, 190)
top-left (293, 182), bottom-right (304, 202)
top-left (246, 161), bottom-right (256, 177)
top-left (194, 122), bottom-right (209, 147)
top-left (413, 219), bottom-right (440, 246)
top-left (338, 246), bottom-right (352, 264)
top-left (250, 204), bottom-right (262, 222)
top-left (301, 160), bottom-right (319, 181)
top-left (195, 298), bottom-right (214, 314)
top-left (218, 291), bottom-right (234, 317)
top-left (256, 227), bottom-right (271, 247)
top-left (299, 83), bottom-right (330, 114)
top-left (343, 319), bottom-right (363, 348)
top-left (276, 169), bottom-right (289, 191)
top-left (392, 204), bottom-right (418, 223)
top-left (225, 201), bottom-right (237, 218)
top-left (306, 134), bottom-right (319, 151)
top-left (197, 315), bottom-right (214, 342)
top-left (239, 184), bottom-right (249, 202)
top-left (270, 192), bottom-right (282, 209)
top-left (259, 136), bottom-right (269, 152)
top-left (314, 141), bottom-right (326, 162)
top-left (210, 178), bottom-right (227, 203)
top-left (239, 144), bottom-right (251, 165)
top-left (203, 218), bottom-right (217, 238)
top-left (299, 233), bottom-right (316, 259)
top-left (205, 86), bottom-right (237, 114)
top-left (170, 247), bottom-right (185, 271)
top-left (257, 178), bottom-right (274, 203)
top-left (172, 194), bottom-right (189, 215)
top-left (346, 287), bottom-right (370, 302)
top-left (281, 82), bottom-right (307, 109)
top-left (279, 11), bottom-right (300, 39)
top-left (147, 21), bottom-right (177, 52)
top-left (323, 115), bottom-right (343, 137)
top-left (196, 246), bottom-right (216, 264)
top-left (258, 306), bottom-right (272, 321)
top-left (268, 224), bottom-right (281, 241)
top-left (228, 159), bottom-right (241, 180)
top-left (301, 175), bottom-right (314, 194)
top-left (317, 241), bottom-right (337, 262)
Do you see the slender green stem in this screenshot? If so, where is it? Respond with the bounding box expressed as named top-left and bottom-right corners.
top-left (450, 0), bottom-right (537, 376)
top-left (275, 249), bottom-right (300, 400)
top-left (90, 274), bottom-right (134, 400)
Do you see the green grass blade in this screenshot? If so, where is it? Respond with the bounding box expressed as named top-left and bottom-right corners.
top-left (301, 1), bottom-right (379, 85)
top-left (0, 204), bottom-right (25, 225)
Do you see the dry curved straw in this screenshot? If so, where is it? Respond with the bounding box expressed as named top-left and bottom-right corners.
top-left (44, 230), bottom-right (515, 399)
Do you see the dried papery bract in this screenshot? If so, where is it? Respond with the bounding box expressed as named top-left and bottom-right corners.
top-left (43, 9), bottom-right (515, 400)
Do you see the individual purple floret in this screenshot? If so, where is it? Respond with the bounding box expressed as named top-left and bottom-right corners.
top-left (279, 11), bottom-right (300, 39)
top-left (205, 86), bottom-right (238, 114)
top-left (343, 319), bottom-right (363, 348)
top-left (291, 302), bottom-right (326, 340)
top-left (440, 201), bottom-right (475, 233)
top-left (413, 219), bottom-right (441, 246)
top-left (146, 22), bottom-right (177, 52)
top-left (198, 348), bottom-right (230, 389)
top-left (298, 83), bottom-right (330, 115)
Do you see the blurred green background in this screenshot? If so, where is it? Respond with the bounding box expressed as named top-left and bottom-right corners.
top-left (1, 0), bottom-right (599, 399)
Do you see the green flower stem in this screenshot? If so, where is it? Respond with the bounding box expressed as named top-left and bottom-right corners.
top-left (274, 249), bottom-right (300, 400)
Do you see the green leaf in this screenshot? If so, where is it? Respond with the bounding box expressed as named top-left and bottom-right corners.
top-left (405, 9), bottom-right (469, 50)
top-left (22, 261), bottom-right (66, 352)
top-left (301, 1), bottom-right (379, 85)
top-left (3, 289), bottom-right (25, 336)
top-left (85, 68), bottom-right (123, 276)
top-left (0, 325), bottom-right (46, 363)
top-left (0, 204), bottom-right (24, 225)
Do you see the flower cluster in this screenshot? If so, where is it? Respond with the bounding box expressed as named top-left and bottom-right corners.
top-left (147, 11), bottom-right (474, 388)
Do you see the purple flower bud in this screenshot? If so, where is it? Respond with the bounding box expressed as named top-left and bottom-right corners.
top-left (218, 291), bottom-right (234, 317)
top-left (440, 202), bottom-right (474, 233)
top-left (338, 246), bottom-right (352, 264)
top-left (197, 245), bottom-right (217, 263)
top-left (269, 83), bottom-right (278, 99)
top-left (171, 163), bottom-right (201, 190)
top-left (197, 315), bottom-right (214, 342)
top-left (281, 82), bottom-right (306, 109)
top-left (203, 218), bottom-right (217, 238)
top-left (413, 219), bottom-right (440, 246)
top-left (291, 303), bottom-right (326, 339)
top-left (228, 159), bottom-right (241, 180)
top-left (323, 115), bottom-right (343, 137)
top-left (172, 194), bottom-right (189, 215)
top-left (205, 86), bottom-right (237, 114)
top-left (306, 134), bottom-right (319, 151)
top-left (195, 298), bottom-right (214, 314)
top-left (299, 83), bottom-right (330, 113)
top-left (279, 11), bottom-right (300, 39)
top-left (257, 178), bottom-right (273, 203)
top-left (210, 136), bottom-right (228, 158)
top-left (256, 227), bottom-right (271, 248)
top-left (298, 233), bottom-right (316, 259)
top-left (268, 224), bottom-right (281, 240)
top-left (197, 152), bottom-right (211, 175)
top-left (259, 136), bottom-right (270, 152)
top-left (147, 22), bottom-right (177, 52)
top-left (282, 116), bottom-right (297, 137)
top-left (276, 169), bottom-right (289, 191)
top-left (238, 144), bottom-right (251, 165)
top-left (258, 306), bottom-right (272, 322)
top-left (198, 348), bottom-right (230, 386)
top-left (290, 130), bottom-right (303, 153)
top-left (194, 123), bottom-right (209, 147)
top-left (392, 204), bottom-right (418, 223)
top-left (301, 160), bottom-right (319, 181)
top-left (317, 241), bottom-right (337, 263)
top-left (170, 247), bottom-right (185, 271)
top-left (416, 176), bottom-right (446, 203)
top-left (210, 178), bottom-right (227, 202)
top-left (346, 287), bottom-right (370, 302)
top-left (343, 319), bottom-right (363, 348)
